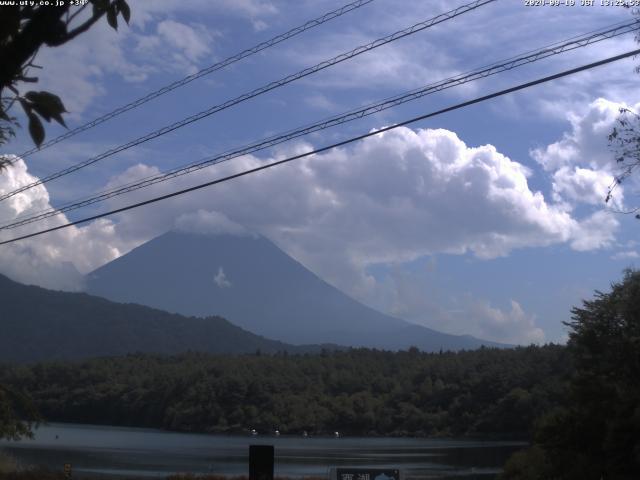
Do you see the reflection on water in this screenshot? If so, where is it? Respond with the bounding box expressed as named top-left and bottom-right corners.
top-left (0, 423), bottom-right (526, 479)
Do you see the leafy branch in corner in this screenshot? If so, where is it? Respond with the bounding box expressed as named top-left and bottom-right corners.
top-left (0, 0), bottom-right (129, 440)
top-left (0, 0), bottom-right (130, 169)
top-left (607, 107), bottom-right (640, 218)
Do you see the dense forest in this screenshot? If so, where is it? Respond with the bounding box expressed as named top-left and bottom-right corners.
top-left (0, 345), bottom-right (569, 438)
top-left (500, 270), bottom-right (640, 479)
top-left (2, 270), bottom-right (639, 479)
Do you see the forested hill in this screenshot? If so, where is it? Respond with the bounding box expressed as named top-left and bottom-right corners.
top-left (0, 345), bottom-right (570, 438)
top-left (0, 274), bottom-right (322, 363)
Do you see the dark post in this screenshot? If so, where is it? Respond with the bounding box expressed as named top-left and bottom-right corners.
top-left (249, 445), bottom-right (274, 480)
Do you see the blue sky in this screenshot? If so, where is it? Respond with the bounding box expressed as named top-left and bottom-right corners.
top-left (1, 0), bottom-right (639, 344)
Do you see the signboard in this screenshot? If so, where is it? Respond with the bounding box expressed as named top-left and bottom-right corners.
top-left (249, 444), bottom-right (274, 480)
top-left (336, 468), bottom-right (401, 480)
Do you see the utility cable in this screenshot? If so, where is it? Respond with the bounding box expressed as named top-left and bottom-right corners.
top-left (0, 0), bottom-right (497, 203)
top-left (1, 48), bottom-right (637, 246)
top-left (15, 0), bottom-right (377, 158)
top-left (2, 19), bottom-right (636, 231)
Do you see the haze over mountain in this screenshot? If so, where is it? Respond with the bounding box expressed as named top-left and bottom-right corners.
top-left (0, 273), bottom-right (318, 363)
top-left (86, 230), bottom-right (506, 351)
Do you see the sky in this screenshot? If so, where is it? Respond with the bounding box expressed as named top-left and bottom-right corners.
top-left (1, 0), bottom-right (639, 345)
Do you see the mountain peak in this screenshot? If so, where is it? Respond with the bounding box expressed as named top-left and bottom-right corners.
top-left (87, 230), bottom-right (506, 351)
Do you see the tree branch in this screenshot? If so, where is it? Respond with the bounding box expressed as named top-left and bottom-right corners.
top-left (51, 9), bottom-right (105, 46)
top-left (66, 4), bottom-right (88, 26)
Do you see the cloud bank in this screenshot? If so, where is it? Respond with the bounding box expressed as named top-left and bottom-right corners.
top-left (0, 107), bottom-right (626, 342)
top-left (0, 156), bottom-right (134, 290)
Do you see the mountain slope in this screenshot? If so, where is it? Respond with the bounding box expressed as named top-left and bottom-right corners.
top-left (0, 274), bottom-right (313, 363)
top-left (86, 231), bottom-right (505, 351)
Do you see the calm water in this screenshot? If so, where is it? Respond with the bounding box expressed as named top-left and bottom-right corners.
top-left (0, 423), bottom-right (526, 479)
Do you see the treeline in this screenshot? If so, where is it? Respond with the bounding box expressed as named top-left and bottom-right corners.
top-left (0, 345), bottom-right (570, 438)
top-left (500, 270), bottom-right (640, 479)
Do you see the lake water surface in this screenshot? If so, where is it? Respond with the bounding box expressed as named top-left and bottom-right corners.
top-left (0, 423), bottom-right (526, 479)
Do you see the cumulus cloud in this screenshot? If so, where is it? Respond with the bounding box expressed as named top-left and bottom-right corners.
top-left (87, 126), bottom-right (615, 302)
top-left (469, 299), bottom-right (544, 345)
top-left (551, 166), bottom-right (618, 209)
top-left (0, 124), bottom-right (622, 343)
top-left (569, 210), bottom-right (618, 252)
top-left (384, 267), bottom-right (544, 345)
top-left (531, 98), bottom-right (626, 172)
top-left (0, 156), bottom-right (136, 290)
top-left (531, 98), bottom-right (640, 213)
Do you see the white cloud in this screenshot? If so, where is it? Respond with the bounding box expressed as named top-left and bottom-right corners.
top-left (131, 0), bottom-right (277, 28)
top-left (14, 4), bottom-right (235, 121)
top-left (551, 166), bottom-right (619, 209)
top-left (87, 126), bottom-right (614, 301)
top-left (135, 20), bottom-right (220, 75)
top-left (0, 156), bottom-right (137, 290)
top-left (175, 209), bottom-right (252, 237)
top-left (157, 20), bottom-right (213, 62)
top-left (284, 31), bottom-right (456, 92)
top-left (0, 124), bottom-right (622, 343)
top-left (383, 267), bottom-right (544, 345)
top-left (531, 98), bottom-right (640, 213)
top-left (469, 299), bottom-right (545, 345)
top-left (214, 266), bottom-right (232, 288)
top-left (569, 210), bottom-right (618, 251)
top-left (611, 250), bottom-right (640, 261)
top-left (24, 20), bottom-right (150, 118)
top-left (531, 98), bottom-right (627, 172)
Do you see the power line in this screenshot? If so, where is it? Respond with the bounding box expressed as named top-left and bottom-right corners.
top-left (15, 0), bottom-right (377, 159)
top-left (0, 0), bottom-right (497, 203)
top-left (2, 48), bottom-right (638, 246)
top-left (3, 19), bottom-right (637, 231)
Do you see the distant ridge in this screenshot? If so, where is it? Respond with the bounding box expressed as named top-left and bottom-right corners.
top-left (0, 273), bottom-right (326, 364)
top-left (86, 230), bottom-right (507, 351)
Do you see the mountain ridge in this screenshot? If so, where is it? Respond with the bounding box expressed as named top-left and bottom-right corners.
top-left (86, 230), bottom-right (507, 351)
top-left (0, 273), bottom-right (332, 364)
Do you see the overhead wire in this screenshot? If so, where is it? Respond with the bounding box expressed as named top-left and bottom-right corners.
top-left (0, 0), bottom-right (497, 203)
top-left (15, 0), bottom-right (377, 159)
top-left (2, 48), bottom-right (638, 246)
top-left (2, 19), bottom-right (637, 231)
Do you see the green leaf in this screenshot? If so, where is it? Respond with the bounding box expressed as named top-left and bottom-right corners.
top-left (117, 0), bottom-right (130, 24)
top-left (24, 91), bottom-right (67, 127)
top-left (106, 4), bottom-right (118, 30)
top-left (27, 112), bottom-right (45, 147)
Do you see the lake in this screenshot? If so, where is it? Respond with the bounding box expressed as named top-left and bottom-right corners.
top-left (0, 423), bottom-right (526, 479)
